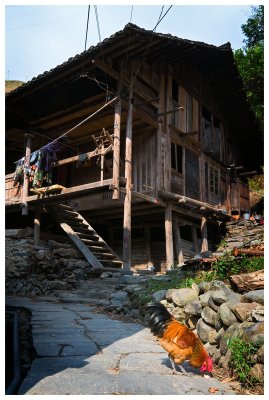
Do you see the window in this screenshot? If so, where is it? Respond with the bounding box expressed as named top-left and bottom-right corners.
top-left (209, 167), bottom-right (219, 195)
top-left (171, 143), bottom-right (182, 174)
top-left (170, 83), bottom-right (198, 135)
top-left (202, 107), bottom-right (222, 161)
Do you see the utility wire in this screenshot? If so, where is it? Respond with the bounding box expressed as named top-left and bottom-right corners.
top-left (94, 5), bottom-right (102, 43)
top-left (153, 5), bottom-right (173, 31)
top-left (126, 5), bottom-right (173, 96)
top-left (84, 5), bottom-right (91, 52)
top-left (130, 5), bottom-right (133, 22)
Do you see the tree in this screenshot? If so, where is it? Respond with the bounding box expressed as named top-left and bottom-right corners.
top-left (234, 6), bottom-right (264, 131)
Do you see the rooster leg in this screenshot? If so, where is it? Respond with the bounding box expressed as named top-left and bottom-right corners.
top-left (168, 355), bottom-right (188, 375)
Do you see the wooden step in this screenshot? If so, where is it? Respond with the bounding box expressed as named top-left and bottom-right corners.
top-left (93, 252), bottom-right (115, 258)
top-left (58, 209), bottom-right (80, 217)
top-left (58, 214), bottom-right (84, 223)
top-left (81, 238), bottom-right (100, 245)
top-left (57, 204), bottom-right (75, 211)
top-left (98, 259), bottom-right (122, 264)
top-left (75, 231), bottom-right (100, 239)
top-left (87, 245), bottom-right (108, 251)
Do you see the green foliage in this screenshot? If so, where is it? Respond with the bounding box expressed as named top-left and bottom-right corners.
top-left (228, 337), bottom-right (259, 385)
top-left (234, 6), bottom-right (264, 131)
top-left (212, 254), bottom-right (263, 280)
top-left (241, 6), bottom-right (264, 49)
top-left (248, 168), bottom-right (264, 194)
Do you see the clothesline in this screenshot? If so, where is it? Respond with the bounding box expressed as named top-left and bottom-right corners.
top-left (14, 96), bottom-right (118, 165)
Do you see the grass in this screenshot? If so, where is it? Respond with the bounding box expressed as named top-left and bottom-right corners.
top-left (228, 337), bottom-right (260, 386)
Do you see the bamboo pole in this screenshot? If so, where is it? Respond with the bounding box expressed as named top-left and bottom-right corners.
top-left (122, 69), bottom-right (133, 271)
top-left (22, 134), bottom-right (32, 215)
top-left (165, 204), bottom-right (174, 270)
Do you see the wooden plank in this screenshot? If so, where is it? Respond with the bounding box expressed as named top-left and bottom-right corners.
top-left (59, 222), bottom-right (103, 270)
top-left (165, 204), bottom-right (174, 270)
top-left (26, 179), bottom-right (113, 202)
top-left (230, 270), bottom-right (264, 292)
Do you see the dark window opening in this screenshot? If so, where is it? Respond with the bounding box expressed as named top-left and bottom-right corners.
top-left (171, 143), bottom-right (182, 174)
top-left (172, 79), bottom-right (178, 102)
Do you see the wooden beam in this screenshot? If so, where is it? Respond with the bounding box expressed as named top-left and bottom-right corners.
top-left (26, 179), bottom-right (113, 203)
top-left (201, 216), bottom-right (208, 252)
top-left (53, 145), bottom-right (113, 167)
top-left (122, 69), bottom-right (133, 271)
top-left (165, 204), bottom-right (174, 270)
top-left (22, 133), bottom-right (33, 215)
top-left (173, 217), bottom-right (184, 265)
top-left (119, 187), bottom-right (166, 207)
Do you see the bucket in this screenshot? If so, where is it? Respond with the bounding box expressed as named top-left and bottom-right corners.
top-left (244, 213), bottom-right (250, 220)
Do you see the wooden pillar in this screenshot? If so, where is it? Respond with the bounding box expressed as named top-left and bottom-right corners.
top-left (145, 226), bottom-right (151, 265)
top-left (201, 216), bottom-right (208, 252)
top-left (191, 226), bottom-right (199, 254)
top-left (34, 207), bottom-right (41, 246)
top-left (100, 141), bottom-right (104, 184)
top-left (173, 217), bottom-right (184, 266)
top-left (122, 71), bottom-right (133, 271)
top-left (165, 204), bottom-right (174, 270)
top-left (112, 82), bottom-right (122, 199)
top-left (22, 134), bottom-right (32, 215)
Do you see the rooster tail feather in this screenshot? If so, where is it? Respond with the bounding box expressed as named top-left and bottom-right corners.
top-left (146, 302), bottom-right (173, 337)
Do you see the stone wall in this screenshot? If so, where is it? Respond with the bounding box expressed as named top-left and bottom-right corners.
top-left (149, 280), bottom-right (264, 383)
top-left (5, 231), bottom-right (93, 297)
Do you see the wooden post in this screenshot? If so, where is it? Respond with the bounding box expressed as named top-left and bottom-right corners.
top-left (165, 204), bottom-right (174, 270)
top-left (122, 69), bottom-right (133, 271)
top-left (201, 216), bottom-right (208, 252)
top-left (145, 226), bottom-right (151, 265)
top-left (173, 217), bottom-right (184, 265)
top-left (34, 207), bottom-right (41, 246)
top-left (22, 134), bottom-right (32, 215)
top-left (112, 80), bottom-right (122, 199)
top-left (191, 226), bottom-right (199, 254)
top-left (100, 141), bottom-right (104, 184)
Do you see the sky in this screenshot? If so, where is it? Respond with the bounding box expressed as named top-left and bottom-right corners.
top-left (4, 3), bottom-right (261, 83)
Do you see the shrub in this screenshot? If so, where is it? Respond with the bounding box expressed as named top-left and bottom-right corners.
top-left (228, 337), bottom-right (259, 386)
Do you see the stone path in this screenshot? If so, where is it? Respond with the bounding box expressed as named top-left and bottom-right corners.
top-left (6, 294), bottom-right (234, 395)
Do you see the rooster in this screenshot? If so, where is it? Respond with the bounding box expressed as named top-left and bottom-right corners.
top-left (146, 301), bottom-right (213, 375)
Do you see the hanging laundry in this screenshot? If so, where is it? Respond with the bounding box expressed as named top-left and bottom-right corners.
top-left (13, 161), bottom-right (24, 187)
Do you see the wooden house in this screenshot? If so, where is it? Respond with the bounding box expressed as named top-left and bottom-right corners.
top-left (5, 24), bottom-right (263, 273)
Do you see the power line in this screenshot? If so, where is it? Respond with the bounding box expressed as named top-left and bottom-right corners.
top-left (84, 5), bottom-right (91, 52)
top-left (94, 5), bottom-right (102, 43)
top-left (130, 5), bottom-right (133, 23)
top-left (126, 5), bottom-right (173, 96)
top-left (153, 5), bottom-right (173, 31)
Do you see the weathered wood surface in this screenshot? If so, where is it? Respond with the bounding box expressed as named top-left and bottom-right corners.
top-left (230, 269), bottom-right (264, 292)
top-left (233, 248), bottom-right (264, 257)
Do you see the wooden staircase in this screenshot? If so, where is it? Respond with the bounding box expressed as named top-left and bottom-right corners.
top-left (46, 203), bottom-right (122, 272)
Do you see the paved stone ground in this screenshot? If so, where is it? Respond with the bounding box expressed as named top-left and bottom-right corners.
top-left (6, 292), bottom-right (234, 395)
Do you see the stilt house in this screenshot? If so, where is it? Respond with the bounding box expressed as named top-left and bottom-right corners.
top-left (5, 24), bottom-right (263, 272)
